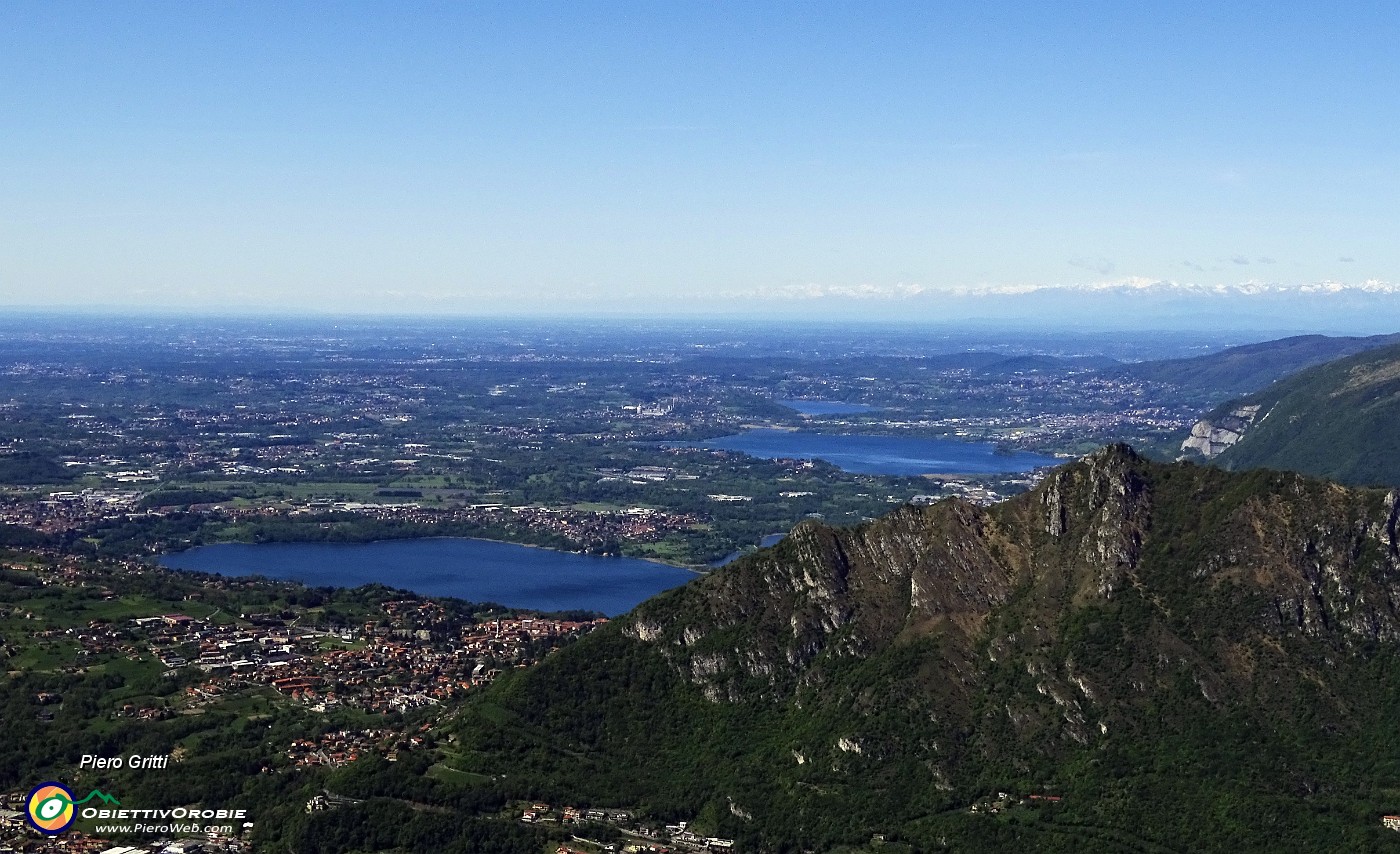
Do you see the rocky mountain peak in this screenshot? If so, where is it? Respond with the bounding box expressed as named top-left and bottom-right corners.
top-left (459, 447), bottom-right (1400, 850)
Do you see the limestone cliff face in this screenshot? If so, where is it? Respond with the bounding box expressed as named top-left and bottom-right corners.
top-left (1180, 403), bottom-right (1264, 457)
top-left (624, 445), bottom-right (1400, 715)
top-left (1031, 444), bottom-right (1150, 600)
top-left (624, 497), bottom-right (1017, 702)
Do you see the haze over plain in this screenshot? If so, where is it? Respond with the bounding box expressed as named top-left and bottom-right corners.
top-left (2, 2), bottom-right (1398, 330)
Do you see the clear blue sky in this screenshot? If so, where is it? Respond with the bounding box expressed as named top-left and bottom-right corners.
top-left (2, 1), bottom-right (1398, 326)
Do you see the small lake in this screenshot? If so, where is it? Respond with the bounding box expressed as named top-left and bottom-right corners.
top-left (779, 399), bottom-right (876, 416)
top-left (679, 429), bottom-right (1059, 476)
top-left (159, 538), bottom-right (697, 617)
top-left (711, 532), bottom-right (788, 568)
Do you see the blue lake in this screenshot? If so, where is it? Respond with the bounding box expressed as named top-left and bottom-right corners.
top-left (159, 538), bottom-right (697, 617)
top-left (779, 399), bottom-right (876, 416)
top-left (680, 429), bottom-right (1060, 476)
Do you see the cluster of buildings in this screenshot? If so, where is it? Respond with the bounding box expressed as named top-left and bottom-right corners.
top-left (112, 600), bottom-right (605, 717)
top-left (519, 806), bottom-right (735, 853)
top-left (593, 465), bottom-right (698, 484)
top-left (967, 791), bottom-right (1063, 815)
top-left (293, 501), bottom-right (703, 550)
top-left (6, 555), bottom-right (606, 778)
top-left (285, 728), bottom-right (423, 768)
top-left (0, 489), bottom-right (142, 534)
top-left (658, 823), bottom-right (736, 852)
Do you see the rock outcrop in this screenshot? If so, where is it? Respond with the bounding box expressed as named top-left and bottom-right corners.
top-left (1180, 403), bottom-right (1263, 457)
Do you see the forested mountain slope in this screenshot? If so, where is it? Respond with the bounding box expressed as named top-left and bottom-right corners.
top-left (455, 446), bottom-right (1400, 852)
top-left (1110, 332), bottom-right (1400, 403)
top-left (1183, 339), bottom-right (1400, 487)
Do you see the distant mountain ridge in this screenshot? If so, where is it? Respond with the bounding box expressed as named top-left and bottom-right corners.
top-left (1105, 332), bottom-right (1400, 403)
top-left (455, 446), bottom-right (1400, 851)
top-left (1181, 339), bottom-right (1400, 487)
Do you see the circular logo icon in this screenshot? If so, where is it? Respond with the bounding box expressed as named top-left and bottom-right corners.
top-left (26, 782), bottom-right (76, 835)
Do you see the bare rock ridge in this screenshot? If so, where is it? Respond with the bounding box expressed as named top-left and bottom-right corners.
top-left (624, 444), bottom-right (1400, 702)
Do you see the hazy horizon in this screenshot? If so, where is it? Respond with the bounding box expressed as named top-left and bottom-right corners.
top-left (4, 3), bottom-right (1397, 328)
top-left (0, 305), bottom-right (1393, 345)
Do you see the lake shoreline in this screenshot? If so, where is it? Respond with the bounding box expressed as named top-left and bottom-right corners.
top-left (158, 536), bottom-right (703, 617)
top-left (159, 531), bottom-right (710, 573)
top-left (671, 428), bottom-right (1059, 476)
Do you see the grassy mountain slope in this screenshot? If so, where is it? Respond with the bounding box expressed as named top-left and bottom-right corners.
top-left (1206, 340), bottom-right (1400, 486)
top-left (1108, 332), bottom-right (1400, 402)
top-left (455, 447), bottom-right (1400, 851)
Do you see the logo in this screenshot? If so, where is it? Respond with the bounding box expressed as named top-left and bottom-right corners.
top-left (26, 782), bottom-right (76, 835)
top-left (25, 782), bottom-right (121, 836)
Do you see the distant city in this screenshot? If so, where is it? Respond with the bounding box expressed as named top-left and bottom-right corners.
top-left (0, 314), bottom-right (1248, 575)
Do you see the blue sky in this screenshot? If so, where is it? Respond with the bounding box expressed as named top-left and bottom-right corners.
top-left (2, 2), bottom-right (1398, 327)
